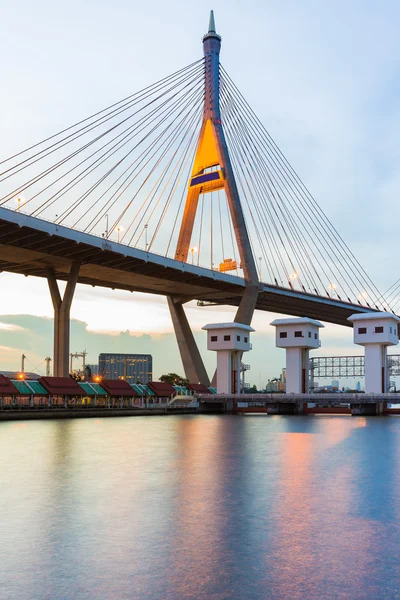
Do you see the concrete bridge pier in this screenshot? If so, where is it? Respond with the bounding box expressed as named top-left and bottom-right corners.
top-left (270, 317), bottom-right (324, 393)
top-left (348, 312), bottom-right (400, 393)
top-left (47, 263), bottom-right (80, 377)
top-left (202, 322), bottom-right (254, 393)
top-left (167, 297), bottom-right (210, 385)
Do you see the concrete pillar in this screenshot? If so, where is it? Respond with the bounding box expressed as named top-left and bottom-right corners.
top-left (365, 344), bottom-right (387, 394)
top-left (348, 312), bottom-right (400, 393)
top-left (234, 283), bottom-right (259, 327)
top-left (270, 318), bottom-right (324, 394)
top-left (202, 322), bottom-right (254, 394)
top-left (168, 297), bottom-right (210, 385)
top-left (215, 350), bottom-right (242, 394)
top-left (286, 347), bottom-right (310, 394)
top-left (47, 263), bottom-right (80, 377)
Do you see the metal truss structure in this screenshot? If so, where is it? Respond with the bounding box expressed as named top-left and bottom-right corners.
top-left (310, 354), bottom-right (400, 379)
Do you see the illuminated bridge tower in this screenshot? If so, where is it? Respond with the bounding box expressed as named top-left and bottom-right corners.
top-left (168, 12), bottom-right (259, 385)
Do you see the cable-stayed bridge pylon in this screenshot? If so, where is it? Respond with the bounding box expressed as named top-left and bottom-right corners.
top-left (0, 12), bottom-right (390, 381)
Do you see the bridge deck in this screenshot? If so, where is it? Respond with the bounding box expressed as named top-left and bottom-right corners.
top-left (0, 207), bottom-right (373, 326)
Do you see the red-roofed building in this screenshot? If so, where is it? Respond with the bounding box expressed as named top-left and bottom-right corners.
top-left (100, 379), bottom-right (139, 397)
top-left (0, 375), bottom-right (18, 396)
top-left (187, 383), bottom-right (210, 394)
top-left (147, 381), bottom-right (175, 397)
top-left (39, 377), bottom-right (83, 396)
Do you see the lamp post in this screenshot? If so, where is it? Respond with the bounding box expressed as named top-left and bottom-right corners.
top-left (259, 256), bottom-right (262, 280)
top-left (190, 247), bottom-right (197, 264)
top-left (117, 226), bottom-right (124, 243)
top-left (105, 214), bottom-right (109, 238)
top-left (144, 224), bottom-right (148, 250)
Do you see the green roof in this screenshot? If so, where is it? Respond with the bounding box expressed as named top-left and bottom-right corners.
top-left (11, 380), bottom-right (32, 394)
top-left (208, 387), bottom-right (217, 394)
top-left (89, 383), bottom-right (107, 395)
top-left (79, 383), bottom-right (95, 396)
top-left (130, 384), bottom-right (154, 396)
top-left (26, 381), bottom-right (48, 395)
top-left (78, 383), bottom-right (107, 396)
top-left (173, 385), bottom-right (191, 395)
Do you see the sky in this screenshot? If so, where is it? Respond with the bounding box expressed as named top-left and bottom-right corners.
top-left (1, 0), bottom-right (400, 385)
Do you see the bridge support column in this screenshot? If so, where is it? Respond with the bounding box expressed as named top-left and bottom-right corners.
top-left (270, 318), bottom-right (324, 394)
top-left (47, 263), bottom-right (80, 377)
top-left (168, 297), bottom-right (210, 385)
top-left (202, 322), bottom-right (254, 394)
top-left (234, 283), bottom-right (259, 326)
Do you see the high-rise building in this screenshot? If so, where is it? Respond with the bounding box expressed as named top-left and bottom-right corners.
top-left (281, 368), bottom-right (286, 391)
top-left (265, 376), bottom-right (285, 393)
top-left (98, 354), bottom-right (153, 383)
top-left (332, 380), bottom-right (340, 391)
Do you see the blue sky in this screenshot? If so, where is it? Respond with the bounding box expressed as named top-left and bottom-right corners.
top-left (0, 0), bottom-right (399, 383)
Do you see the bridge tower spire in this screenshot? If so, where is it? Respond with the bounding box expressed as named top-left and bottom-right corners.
top-left (174, 11), bottom-right (259, 297)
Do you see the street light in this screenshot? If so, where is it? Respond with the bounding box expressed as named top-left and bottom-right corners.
top-left (144, 224), bottom-right (148, 250)
top-left (117, 226), bottom-right (124, 243)
top-left (105, 214), bottom-right (109, 238)
top-left (190, 247), bottom-right (197, 264)
top-left (258, 256), bottom-right (262, 280)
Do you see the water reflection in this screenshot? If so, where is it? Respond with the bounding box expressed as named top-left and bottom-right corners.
top-left (1, 416), bottom-right (400, 599)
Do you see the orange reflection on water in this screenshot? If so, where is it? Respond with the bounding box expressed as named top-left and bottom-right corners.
top-left (317, 416), bottom-right (368, 451)
top-left (269, 425), bottom-right (379, 599)
top-left (272, 432), bottom-right (316, 561)
top-left (167, 416), bottom-right (227, 597)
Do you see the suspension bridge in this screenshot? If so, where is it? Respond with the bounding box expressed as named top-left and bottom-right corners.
top-left (0, 12), bottom-right (392, 384)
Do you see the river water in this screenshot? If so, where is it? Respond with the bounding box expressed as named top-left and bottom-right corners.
top-left (1, 414), bottom-right (400, 600)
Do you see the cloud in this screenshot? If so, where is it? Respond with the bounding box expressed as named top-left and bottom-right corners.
top-left (0, 323), bottom-right (25, 332)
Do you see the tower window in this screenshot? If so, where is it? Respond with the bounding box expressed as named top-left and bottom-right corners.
top-left (279, 332), bottom-right (287, 338)
top-left (237, 335), bottom-right (241, 341)
top-left (358, 327), bottom-right (367, 334)
top-left (244, 337), bottom-right (248, 343)
top-left (224, 335), bottom-right (231, 341)
top-left (294, 331), bottom-right (303, 338)
top-left (211, 336), bottom-right (218, 342)
top-left (375, 326), bottom-right (384, 333)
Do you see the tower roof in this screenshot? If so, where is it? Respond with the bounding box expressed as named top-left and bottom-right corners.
top-left (348, 312), bottom-right (400, 323)
top-left (203, 10), bottom-right (221, 41)
top-left (208, 10), bottom-right (216, 33)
